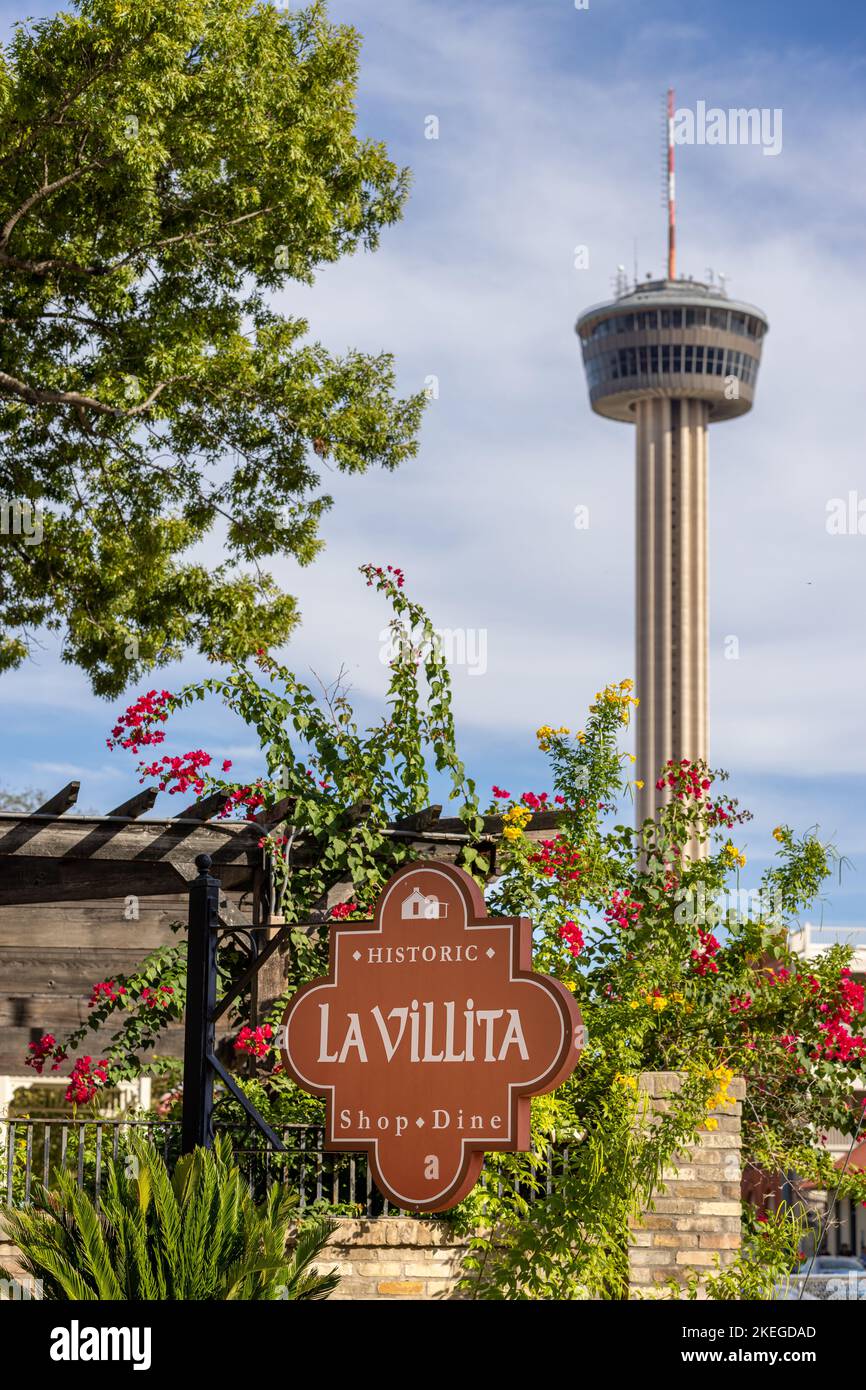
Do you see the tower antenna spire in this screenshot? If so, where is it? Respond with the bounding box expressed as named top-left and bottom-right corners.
top-left (666, 87), bottom-right (676, 280)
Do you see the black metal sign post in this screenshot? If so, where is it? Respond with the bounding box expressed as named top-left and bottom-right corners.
top-left (181, 852), bottom-right (286, 1154)
top-left (181, 854), bottom-right (220, 1152)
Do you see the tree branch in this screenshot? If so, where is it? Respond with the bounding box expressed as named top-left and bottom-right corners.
top-left (0, 371), bottom-right (183, 418)
top-left (0, 166), bottom-right (100, 248)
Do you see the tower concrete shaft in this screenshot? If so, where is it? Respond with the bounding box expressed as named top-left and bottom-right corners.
top-left (576, 278), bottom-right (768, 838)
top-left (635, 396), bottom-right (709, 831)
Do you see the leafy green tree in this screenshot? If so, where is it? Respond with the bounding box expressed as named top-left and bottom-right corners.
top-left (1, 1132), bottom-right (338, 1299)
top-left (0, 0), bottom-right (424, 695)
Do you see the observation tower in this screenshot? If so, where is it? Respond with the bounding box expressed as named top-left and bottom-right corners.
top-left (575, 90), bottom-right (769, 832)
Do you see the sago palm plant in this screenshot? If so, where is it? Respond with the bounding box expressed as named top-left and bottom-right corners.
top-left (0, 1133), bottom-right (339, 1300)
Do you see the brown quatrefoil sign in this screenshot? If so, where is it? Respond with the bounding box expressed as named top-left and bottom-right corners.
top-left (280, 861), bottom-right (585, 1212)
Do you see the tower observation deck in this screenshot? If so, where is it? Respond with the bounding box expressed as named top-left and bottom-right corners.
top-left (575, 275), bottom-right (769, 833)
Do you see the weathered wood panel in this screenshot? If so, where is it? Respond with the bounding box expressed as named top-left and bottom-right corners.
top-left (0, 994), bottom-right (93, 1028)
top-left (0, 1025), bottom-right (186, 1072)
top-left (0, 896), bottom-right (189, 948)
top-left (0, 948), bottom-right (168, 993)
top-left (0, 895), bottom-right (191, 1077)
top-left (0, 892), bottom-right (243, 1077)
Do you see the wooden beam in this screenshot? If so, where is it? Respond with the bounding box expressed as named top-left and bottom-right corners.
top-left (0, 815), bottom-right (259, 863)
top-left (104, 787), bottom-right (159, 818)
top-left (0, 801), bottom-right (560, 907)
top-left (174, 790), bottom-right (228, 821)
top-left (0, 813), bottom-right (263, 906)
top-left (254, 794), bottom-right (296, 828)
top-left (217, 897), bottom-right (253, 929)
top-left (392, 804), bottom-right (442, 832)
top-left (429, 810), bottom-right (561, 836)
top-left (32, 781), bottom-right (80, 817)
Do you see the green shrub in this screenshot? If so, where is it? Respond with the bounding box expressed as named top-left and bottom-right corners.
top-left (0, 1133), bottom-right (338, 1301)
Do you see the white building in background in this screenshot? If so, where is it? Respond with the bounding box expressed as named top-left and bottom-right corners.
top-left (788, 922), bottom-right (866, 974)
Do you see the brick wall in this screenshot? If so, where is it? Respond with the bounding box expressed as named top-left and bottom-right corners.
top-left (323, 1217), bottom-right (470, 1301)
top-left (628, 1070), bottom-right (745, 1296)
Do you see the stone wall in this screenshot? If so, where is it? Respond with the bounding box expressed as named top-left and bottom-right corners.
top-left (323, 1217), bottom-right (470, 1301)
top-left (628, 1070), bottom-right (745, 1296)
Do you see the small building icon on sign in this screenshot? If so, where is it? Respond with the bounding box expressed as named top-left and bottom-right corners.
top-left (401, 887), bottom-right (447, 921)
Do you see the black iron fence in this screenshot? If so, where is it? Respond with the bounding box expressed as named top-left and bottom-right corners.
top-left (1, 1116), bottom-right (560, 1218)
top-left (0, 1116), bottom-right (390, 1215)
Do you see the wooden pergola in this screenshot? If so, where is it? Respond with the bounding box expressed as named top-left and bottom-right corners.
top-left (0, 777), bottom-right (559, 1022)
top-left (0, 777), bottom-right (558, 910)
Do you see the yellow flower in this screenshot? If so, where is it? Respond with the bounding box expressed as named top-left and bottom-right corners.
top-left (628, 1000), bottom-right (641, 1010)
top-left (535, 723), bottom-right (569, 752)
top-left (577, 731), bottom-right (586, 745)
top-left (699, 1062), bottom-right (737, 1116)
top-left (501, 804), bottom-right (532, 841)
top-left (614, 1073), bottom-right (638, 1091)
top-left (643, 992), bottom-right (668, 1012)
top-left (772, 826), bottom-right (786, 843)
top-left (702, 1117), bottom-right (719, 1132)
top-left (635, 780), bottom-right (645, 790)
top-left (723, 841), bottom-right (746, 870)
top-left (589, 680), bottom-right (640, 728)
top-left (628, 754), bottom-right (636, 763)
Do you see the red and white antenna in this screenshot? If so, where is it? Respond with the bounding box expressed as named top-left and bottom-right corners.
top-left (666, 87), bottom-right (676, 280)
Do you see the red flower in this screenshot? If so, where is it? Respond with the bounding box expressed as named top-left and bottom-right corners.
top-left (235, 1024), bottom-right (274, 1059)
top-left (88, 980), bottom-right (127, 1008)
top-left (558, 920), bottom-right (584, 959)
top-left (691, 929), bottom-right (720, 976)
top-left (139, 749), bottom-right (213, 797)
top-left (140, 986), bottom-right (174, 1010)
top-left (361, 562), bottom-right (406, 591)
top-left (64, 1056), bottom-right (110, 1105)
top-left (25, 1033), bottom-right (68, 1074)
top-left (528, 837), bottom-right (582, 883)
top-left (106, 689), bottom-right (175, 753)
top-left (604, 889), bottom-right (642, 931)
top-left (330, 901), bottom-right (362, 920)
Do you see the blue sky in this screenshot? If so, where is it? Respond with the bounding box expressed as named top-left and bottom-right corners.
top-left (1, 0), bottom-right (866, 927)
